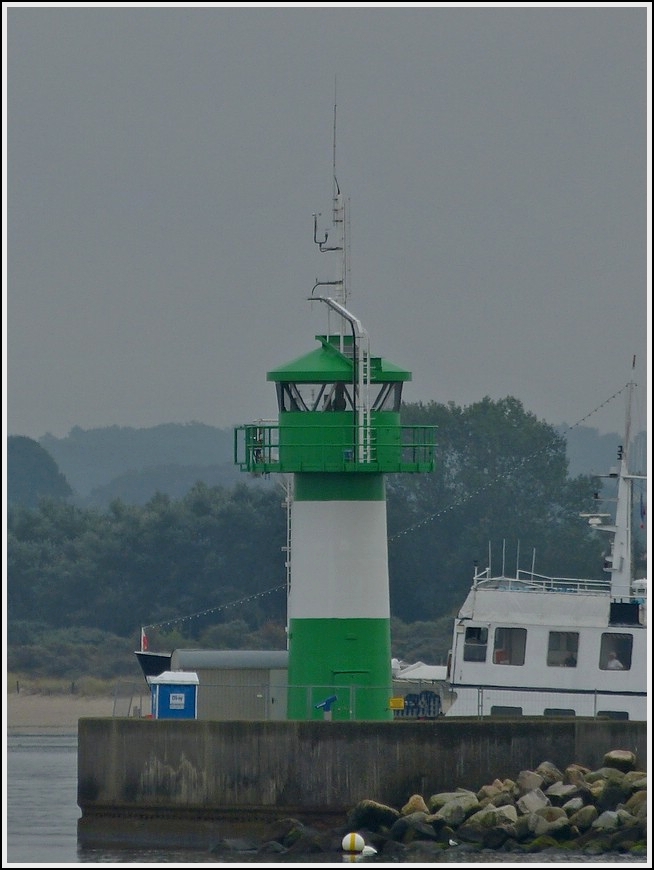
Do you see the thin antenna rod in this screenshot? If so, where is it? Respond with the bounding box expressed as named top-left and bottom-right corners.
top-left (515, 540), bottom-right (520, 580)
top-left (333, 84), bottom-right (337, 201)
top-left (531, 548), bottom-right (536, 580)
top-left (312, 91), bottom-right (348, 342)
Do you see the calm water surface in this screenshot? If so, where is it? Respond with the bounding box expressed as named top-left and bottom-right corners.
top-left (3, 734), bottom-right (646, 867)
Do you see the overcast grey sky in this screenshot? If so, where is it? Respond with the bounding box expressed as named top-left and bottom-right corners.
top-left (5, 4), bottom-right (650, 442)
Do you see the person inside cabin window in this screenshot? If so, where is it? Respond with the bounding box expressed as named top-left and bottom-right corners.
top-left (606, 651), bottom-right (624, 670)
top-left (327, 382), bottom-right (347, 411)
top-left (563, 653), bottom-right (577, 667)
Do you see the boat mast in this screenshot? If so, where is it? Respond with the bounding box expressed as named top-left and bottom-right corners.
top-left (593, 356), bottom-right (641, 600)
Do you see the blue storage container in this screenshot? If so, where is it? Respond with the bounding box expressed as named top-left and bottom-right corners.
top-left (147, 670), bottom-right (199, 720)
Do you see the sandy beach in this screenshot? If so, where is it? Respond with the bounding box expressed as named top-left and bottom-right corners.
top-left (6, 693), bottom-right (117, 735)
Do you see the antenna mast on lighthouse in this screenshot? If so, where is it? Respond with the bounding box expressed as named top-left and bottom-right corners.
top-left (313, 97), bottom-right (349, 350)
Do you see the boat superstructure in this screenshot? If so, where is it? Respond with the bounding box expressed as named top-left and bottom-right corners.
top-left (445, 367), bottom-right (647, 720)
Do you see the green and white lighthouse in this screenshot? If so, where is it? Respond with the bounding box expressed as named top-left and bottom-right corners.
top-left (236, 168), bottom-right (435, 720)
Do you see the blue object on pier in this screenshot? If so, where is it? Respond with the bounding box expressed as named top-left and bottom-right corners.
top-left (147, 670), bottom-right (199, 720)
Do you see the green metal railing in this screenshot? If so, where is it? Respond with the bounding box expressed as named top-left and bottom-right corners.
top-left (234, 422), bottom-right (436, 474)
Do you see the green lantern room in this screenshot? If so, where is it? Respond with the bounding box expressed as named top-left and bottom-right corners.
top-left (234, 331), bottom-right (435, 475)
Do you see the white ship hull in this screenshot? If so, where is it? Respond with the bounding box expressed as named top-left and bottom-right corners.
top-left (444, 370), bottom-right (647, 721)
top-left (445, 580), bottom-right (647, 720)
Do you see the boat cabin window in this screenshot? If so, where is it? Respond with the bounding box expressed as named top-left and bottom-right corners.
top-left (597, 710), bottom-right (629, 720)
top-left (599, 633), bottom-right (632, 671)
top-left (547, 631), bottom-right (579, 668)
top-left (490, 706), bottom-right (522, 718)
top-left (463, 627), bottom-right (488, 662)
top-left (544, 708), bottom-right (576, 717)
top-left (493, 628), bottom-right (526, 665)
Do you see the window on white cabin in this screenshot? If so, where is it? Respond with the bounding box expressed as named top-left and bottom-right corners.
top-left (599, 633), bottom-right (632, 671)
top-left (547, 631), bottom-right (579, 667)
top-left (463, 626), bottom-right (488, 662)
top-left (493, 627), bottom-right (526, 665)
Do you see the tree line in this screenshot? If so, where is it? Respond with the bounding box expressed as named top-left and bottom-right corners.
top-left (9, 396), bottom-right (636, 679)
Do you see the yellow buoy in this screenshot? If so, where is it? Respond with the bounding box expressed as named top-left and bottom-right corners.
top-left (341, 832), bottom-right (365, 853)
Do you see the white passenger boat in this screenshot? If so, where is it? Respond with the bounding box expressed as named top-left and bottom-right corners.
top-left (444, 373), bottom-right (647, 720)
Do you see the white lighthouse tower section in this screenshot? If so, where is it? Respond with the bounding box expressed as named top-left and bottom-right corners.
top-left (288, 500), bottom-right (390, 620)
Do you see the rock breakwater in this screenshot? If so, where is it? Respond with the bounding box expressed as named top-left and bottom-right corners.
top-left (210, 748), bottom-right (647, 860)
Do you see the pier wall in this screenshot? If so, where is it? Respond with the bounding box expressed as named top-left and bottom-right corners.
top-left (78, 717), bottom-right (646, 847)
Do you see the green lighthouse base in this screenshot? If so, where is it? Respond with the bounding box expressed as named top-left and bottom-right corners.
top-left (286, 617), bottom-right (393, 721)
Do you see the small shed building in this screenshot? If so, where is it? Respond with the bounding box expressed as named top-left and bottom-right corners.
top-left (169, 649), bottom-right (289, 721)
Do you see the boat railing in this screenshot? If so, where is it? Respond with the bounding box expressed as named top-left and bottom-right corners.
top-left (474, 569), bottom-right (612, 595)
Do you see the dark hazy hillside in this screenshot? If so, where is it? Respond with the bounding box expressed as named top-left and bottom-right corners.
top-left (7, 436), bottom-right (73, 508)
top-left (39, 422), bottom-right (234, 498)
top-left (82, 462), bottom-right (272, 508)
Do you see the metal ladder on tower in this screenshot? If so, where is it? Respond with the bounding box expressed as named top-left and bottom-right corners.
top-left (357, 339), bottom-right (374, 465)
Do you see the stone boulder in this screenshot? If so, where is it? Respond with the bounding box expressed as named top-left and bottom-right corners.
top-left (624, 770), bottom-right (647, 790)
top-left (429, 791), bottom-right (480, 826)
top-left (516, 769), bottom-right (544, 794)
top-left (389, 811), bottom-right (439, 843)
top-left (561, 796), bottom-right (585, 814)
top-left (401, 793), bottom-right (429, 815)
top-left (488, 790), bottom-right (516, 809)
top-left (564, 762), bottom-right (591, 783)
top-left (427, 788), bottom-right (476, 812)
top-left (545, 780), bottom-right (582, 805)
top-left (591, 810), bottom-right (621, 832)
top-left (346, 799), bottom-right (400, 831)
top-left (477, 782), bottom-right (503, 803)
top-left (516, 787), bottom-right (550, 814)
top-left (568, 804), bottom-right (598, 832)
top-left (585, 766), bottom-right (627, 785)
top-left (528, 806), bottom-right (571, 839)
top-left (603, 749), bottom-right (637, 773)
top-left (585, 767), bottom-right (634, 811)
top-left (623, 789), bottom-right (647, 818)
top-left (456, 804), bottom-right (515, 849)
top-left (535, 760), bottom-right (564, 788)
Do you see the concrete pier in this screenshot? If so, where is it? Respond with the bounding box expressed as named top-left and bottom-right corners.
top-left (77, 717), bottom-right (646, 849)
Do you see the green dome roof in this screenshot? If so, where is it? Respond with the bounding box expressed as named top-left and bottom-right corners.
top-left (267, 335), bottom-right (411, 383)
